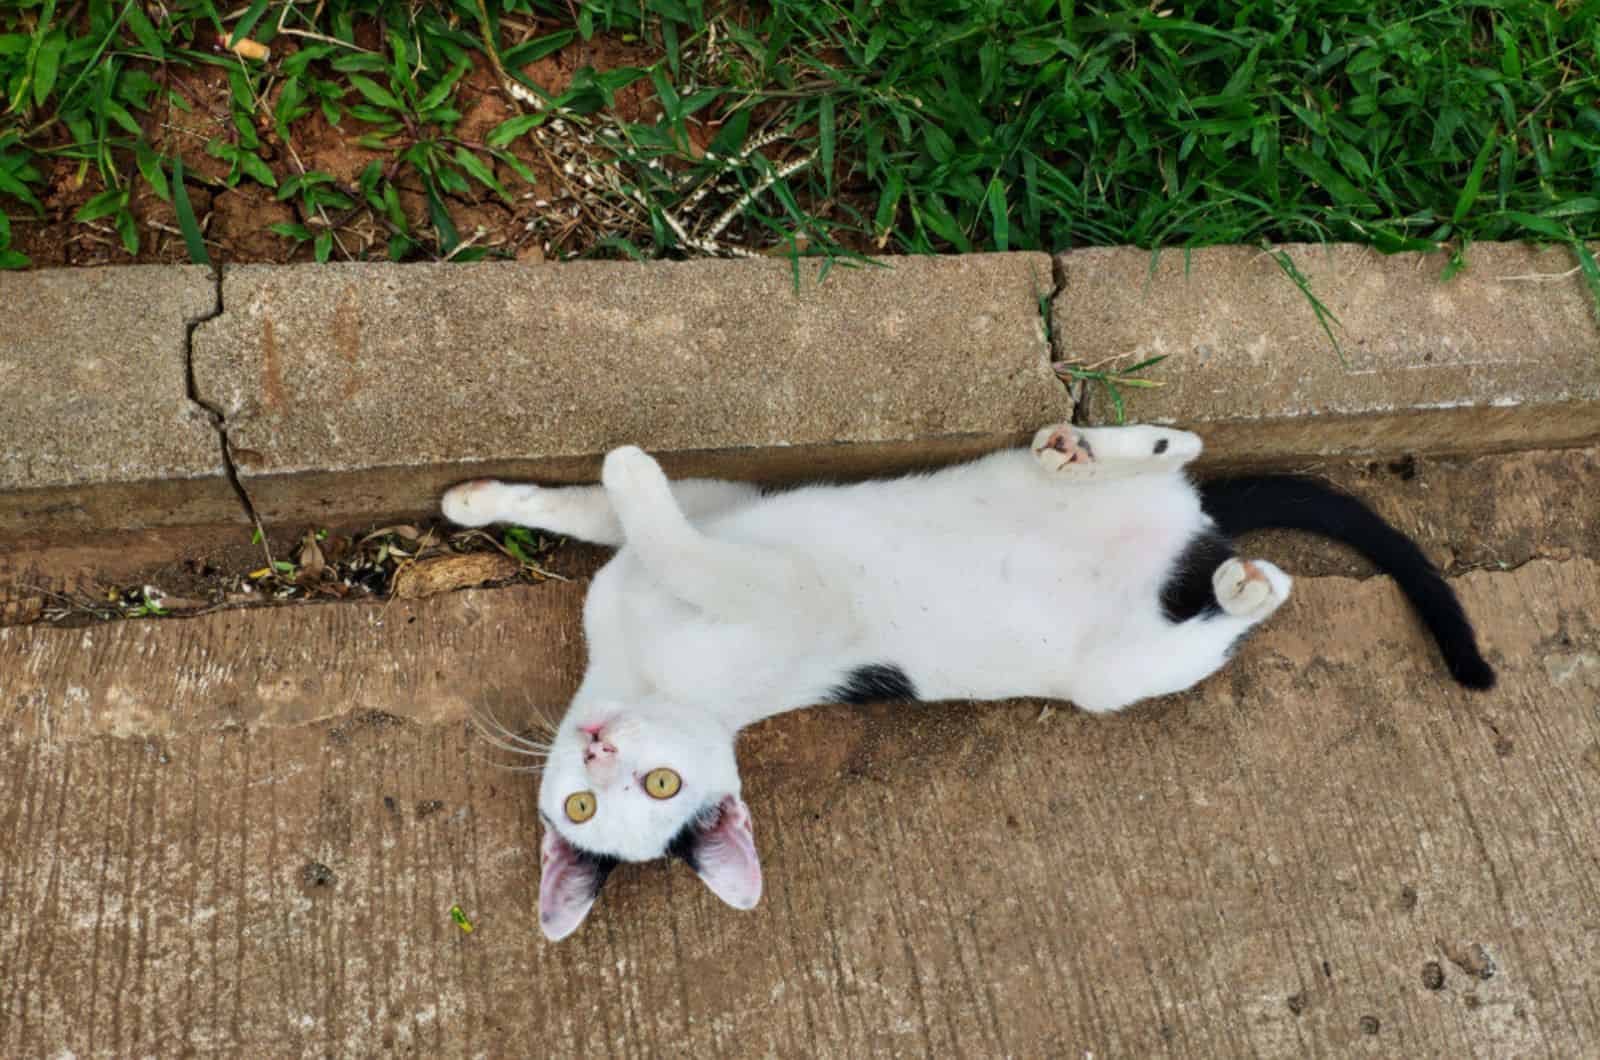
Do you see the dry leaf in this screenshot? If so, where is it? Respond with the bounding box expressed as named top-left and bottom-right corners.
top-left (2, 597), bottom-right (44, 624)
top-left (390, 552), bottom-right (520, 600)
top-left (322, 535), bottom-right (352, 564)
top-left (155, 595), bottom-right (211, 611)
top-left (361, 524), bottom-right (422, 544)
top-left (297, 531), bottom-right (326, 581)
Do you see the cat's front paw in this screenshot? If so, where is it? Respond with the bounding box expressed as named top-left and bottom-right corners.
top-left (1213, 558), bottom-right (1291, 619)
top-left (441, 479), bottom-right (503, 526)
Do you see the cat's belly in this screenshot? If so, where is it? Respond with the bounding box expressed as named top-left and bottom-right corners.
top-left (610, 576), bottom-right (845, 710)
top-left (840, 537), bottom-right (1163, 702)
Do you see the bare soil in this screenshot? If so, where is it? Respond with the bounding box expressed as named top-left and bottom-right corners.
top-left (5, 33), bottom-right (841, 268)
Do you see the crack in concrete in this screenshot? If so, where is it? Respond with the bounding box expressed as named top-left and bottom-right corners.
top-left (1047, 253), bottom-right (1092, 426)
top-left (183, 265), bottom-right (265, 533)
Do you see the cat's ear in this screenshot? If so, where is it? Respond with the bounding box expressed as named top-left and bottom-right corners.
top-left (538, 824), bottom-right (615, 941)
top-left (683, 795), bottom-right (763, 910)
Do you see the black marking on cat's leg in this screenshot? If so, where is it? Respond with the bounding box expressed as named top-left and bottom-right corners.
top-left (1160, 530), bottom-right (1235, 623)
top-left (830, 663), bottom-right (918, 705)
top-left (1153, 438), bottom-right (1169, 454)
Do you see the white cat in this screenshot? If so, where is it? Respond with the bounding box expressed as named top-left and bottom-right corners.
top-left (442, 423), bottom-right (1494, 940)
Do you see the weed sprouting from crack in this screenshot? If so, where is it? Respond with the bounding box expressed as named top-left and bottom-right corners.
top-left (1052, 355), bottom-right (1169, 426)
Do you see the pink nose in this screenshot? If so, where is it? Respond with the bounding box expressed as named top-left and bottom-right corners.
top-left (579, 721), bottom-right (606, 737)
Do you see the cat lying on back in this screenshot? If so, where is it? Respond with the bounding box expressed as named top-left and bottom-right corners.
top-left (442, 422), bottom-right (1494, 941)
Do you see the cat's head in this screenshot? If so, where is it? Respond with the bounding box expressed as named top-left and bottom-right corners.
top-left (534, 700), bottom-right (761, 940)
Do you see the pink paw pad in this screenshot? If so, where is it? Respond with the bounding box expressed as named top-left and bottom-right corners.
top-left (1035, 426), bottom-right (1093, 465)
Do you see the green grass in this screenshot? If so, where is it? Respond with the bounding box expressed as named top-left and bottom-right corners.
top-left (2, 0), bottom-right (1599, 275)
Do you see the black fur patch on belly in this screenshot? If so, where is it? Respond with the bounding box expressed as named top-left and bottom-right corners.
top-left (830, 663), bottom-right (918, 705)
top-left (1160, 530), bottom-right (1235, 623)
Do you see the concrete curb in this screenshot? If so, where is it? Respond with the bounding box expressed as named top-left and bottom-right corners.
top-left (189, 255), bottom-right (1061, 525)
top-left (3, 244), bottom-right (1598, 538)
top-left (0, 267), bottom-right (240, 539)
top-left (1055, 242), bottom-right (1600, 463)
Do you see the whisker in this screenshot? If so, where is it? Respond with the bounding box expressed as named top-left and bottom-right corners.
top-left (472, 709), bottom-right (553, 753)
top-left (474, 709), bottom-right (547, 746)
top-left (527, 705), bottom-right (562, 737)
top-left (473, 736), bottom-right (549, 761)
top-left (466, 744), bottom-right (546, 775)
top-left (469, 718), bottom-right (552, 761)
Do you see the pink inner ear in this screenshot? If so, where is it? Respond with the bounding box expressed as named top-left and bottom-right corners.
top-left (539, 827), bottom-right (601, 942)
top-left (693, 795), bottom-right (763, 910)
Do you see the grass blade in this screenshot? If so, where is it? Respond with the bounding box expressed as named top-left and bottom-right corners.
top-left (228, 0), bottom-right (270, 48)
top-left (1270, 248), bottom-right (1344, 364)
top-left (819, 95), bottom-right (835, 197)
top-left (1452, 130), bottom-right (1498, 226)
top-left (171, 156), bottom-right (212, 266)
top-left (987, 176), bottom-right (1009, 251)
top-left (1573, 241), bottom-right (1600, 326)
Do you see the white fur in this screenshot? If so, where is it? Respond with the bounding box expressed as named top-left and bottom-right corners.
top-left (443, 423), bottom-right (1292, 936)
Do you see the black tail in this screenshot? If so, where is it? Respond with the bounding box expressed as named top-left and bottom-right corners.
top-left (1199, 475), bottom-right (1496, 691)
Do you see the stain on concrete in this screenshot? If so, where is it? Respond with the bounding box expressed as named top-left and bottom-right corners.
top-left (301, 861), bottom-right (338, 889)
top-left (1442, 942), bottom-right (1498, 981)
top-left (334, 283), bottom-right (362, 400)
top-left (1423, 961), bottom-right (1447, 990)
top-left (261, 316), bottom-right (285, 413)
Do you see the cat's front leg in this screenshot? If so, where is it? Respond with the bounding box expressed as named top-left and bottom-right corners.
top-left (442, 477), bottom-right (760, 545)
top-left (603, 447), bottom-right (838, 625)
top-left (442, 480), bottom-right (621, 540)
top-left (1031, 423), bottom-right (1202, 476)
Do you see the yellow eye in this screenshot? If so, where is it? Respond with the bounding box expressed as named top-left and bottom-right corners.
top-left (644, 768), bottom-right (682, 800)
top-left (564, 791), bottom-right (596, 823)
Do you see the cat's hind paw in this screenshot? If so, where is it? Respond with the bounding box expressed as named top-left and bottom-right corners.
top-left (1031, 424), bottom-right (1095, 472)
top-left (441, 479), bottom-right (504, 526)
top-left (1213, 558), bottom-right (1291, 620)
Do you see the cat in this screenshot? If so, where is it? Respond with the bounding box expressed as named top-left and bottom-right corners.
top-left (441, 422), bottom-right (1494, 940)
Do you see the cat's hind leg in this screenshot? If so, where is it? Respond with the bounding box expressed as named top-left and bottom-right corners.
top-left (1032, 423), bottom-right (1202, 476)
top-left (441, 477), bottom-right (760, 545)
top-left (1211, 557), bottom-right (1291, 622)
top-left (1068, 558), bottom-right (1291, 714)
